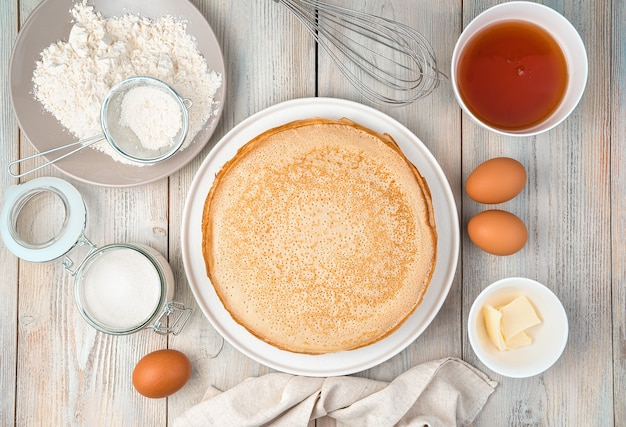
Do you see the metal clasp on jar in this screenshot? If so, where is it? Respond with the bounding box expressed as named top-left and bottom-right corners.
top-left (149, 301), bottom-right (193, 335)
top-left (61, 233), bottom-right (97, 276)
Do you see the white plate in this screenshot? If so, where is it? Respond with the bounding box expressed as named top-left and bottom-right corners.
top-left (468, 277), bottom-right (568, 378)
top-left (9, 0), bottom-right (225, 187)
top-left (182, 98), bottom-right (459, 376)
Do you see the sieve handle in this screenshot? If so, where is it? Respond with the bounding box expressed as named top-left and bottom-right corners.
top-left (8, 134), bottom-right (105, 179)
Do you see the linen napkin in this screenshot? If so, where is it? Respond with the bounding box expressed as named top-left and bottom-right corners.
top-left (174, 357), bottom-right (496, 427)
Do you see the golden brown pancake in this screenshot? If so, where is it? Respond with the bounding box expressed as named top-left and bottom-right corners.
top-left (202, 117), bottom-right (437, 354)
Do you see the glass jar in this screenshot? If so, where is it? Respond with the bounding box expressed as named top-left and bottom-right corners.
top-left (1, 177), bottom-right (191, 335)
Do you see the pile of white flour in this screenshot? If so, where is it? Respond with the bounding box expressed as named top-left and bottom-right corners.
top-left (33, 1), bottom-right (222, 165)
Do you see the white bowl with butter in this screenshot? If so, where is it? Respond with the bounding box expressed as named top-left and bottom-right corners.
top-left (468, 277), bottom-right (568, 378)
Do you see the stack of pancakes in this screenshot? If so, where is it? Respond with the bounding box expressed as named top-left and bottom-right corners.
top-left (202, 118), bottom-right (437, 354)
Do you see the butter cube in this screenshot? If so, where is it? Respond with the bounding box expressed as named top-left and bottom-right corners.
top-left (500, 295), bottom-right (541, 340)
top-left (505, 331), bottom-right (532, 349)
top-left (483, 305), bottom-right (507, 351)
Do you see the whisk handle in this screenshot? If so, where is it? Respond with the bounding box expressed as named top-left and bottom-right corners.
top-left (8, 134), bottom-right (106, 179)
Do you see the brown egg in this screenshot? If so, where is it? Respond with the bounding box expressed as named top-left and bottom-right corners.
top-left (466, 157), bottom-right (526, 204)
top-left (468, 210), bottom-right (527, 256)
top-left (132, 349), bottom-right (192, 398)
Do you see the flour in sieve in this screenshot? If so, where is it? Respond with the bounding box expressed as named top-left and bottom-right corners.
top-left (119, 86), bottom-right (183, 151)
top-left (32, 1), bottom-right (222, 165)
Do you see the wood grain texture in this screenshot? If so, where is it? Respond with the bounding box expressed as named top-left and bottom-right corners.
top-left (0, 0), bottom-right (620, 425)
top-left (611, 0), bottom-right (625, 424)
top-left (0, 2), bottom-right (19, 426)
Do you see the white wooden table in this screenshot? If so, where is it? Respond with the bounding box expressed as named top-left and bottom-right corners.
top-left (1, 0), bottom-right (623, 425)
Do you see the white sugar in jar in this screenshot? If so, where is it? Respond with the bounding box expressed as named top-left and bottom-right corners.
top-left (74, 243), bottom-right (179, 335)
top-left (0, 177), bottom-right (191, 336)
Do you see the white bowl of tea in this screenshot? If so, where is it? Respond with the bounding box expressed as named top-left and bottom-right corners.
top-left (451, 1), bottom-right (588, 136)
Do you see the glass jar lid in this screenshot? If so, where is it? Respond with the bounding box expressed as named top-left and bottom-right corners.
top-left (0, 177), bottom-right (86, 262)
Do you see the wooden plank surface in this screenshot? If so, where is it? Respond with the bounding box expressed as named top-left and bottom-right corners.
top-left (612, 0), bottom-right (626, 424)
top-left (0, 2), bottom-right (19, 426)
top-left (0, 0), bottom-right (620, 425)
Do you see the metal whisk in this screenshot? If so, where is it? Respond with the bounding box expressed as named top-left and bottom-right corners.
top-left (273, 0), bottom-right (444, 106)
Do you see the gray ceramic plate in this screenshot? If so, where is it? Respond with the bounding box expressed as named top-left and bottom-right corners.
top-left (9, 0), bottom-right (226, 187)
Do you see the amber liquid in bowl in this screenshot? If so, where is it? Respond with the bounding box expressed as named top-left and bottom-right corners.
top-left (457, 20), bottom-right (568, 131)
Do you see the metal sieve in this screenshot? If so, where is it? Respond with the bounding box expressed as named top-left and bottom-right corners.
top-left (8, 76), bottom-right (192, 178)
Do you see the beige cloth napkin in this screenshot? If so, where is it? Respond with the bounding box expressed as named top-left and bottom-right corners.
top-left (174, 357), bottom-right (496, 427)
